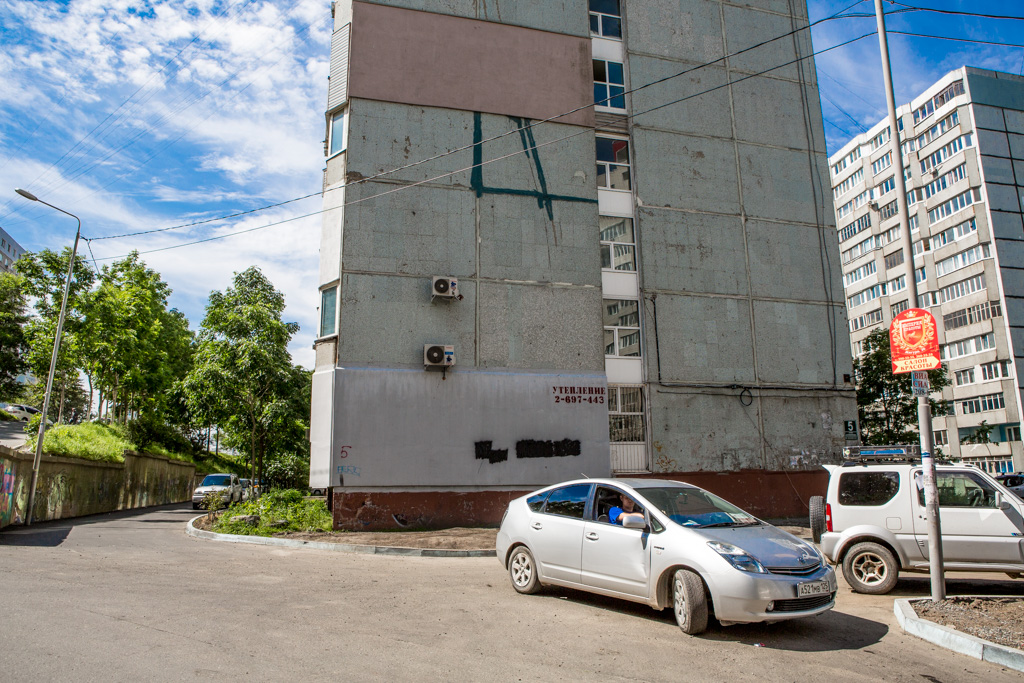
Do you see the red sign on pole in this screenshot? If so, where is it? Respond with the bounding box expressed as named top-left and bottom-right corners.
top-left (889, 308), bottom-right (940, 374)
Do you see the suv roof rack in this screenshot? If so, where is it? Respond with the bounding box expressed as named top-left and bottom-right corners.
top-left (841, 445), bottom-right (921, 466)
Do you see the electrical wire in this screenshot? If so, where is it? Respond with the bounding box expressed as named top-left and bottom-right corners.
top-left (890, 3), bottom-right (1024, 21)
top-left (888, 30), bottom-right (1024, 49)
top-left (89, 30), bottom-right (877, 260)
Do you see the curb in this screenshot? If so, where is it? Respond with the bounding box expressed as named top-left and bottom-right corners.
top-left (185, 516), bottom-right (496, 558)
top-left (894, 598), bottom-right (1024, 673)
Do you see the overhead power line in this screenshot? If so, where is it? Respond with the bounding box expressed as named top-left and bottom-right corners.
top-left (90, 30), bottom-right (876, 261)
top-left (891, 3), bottom-right (1024, 21)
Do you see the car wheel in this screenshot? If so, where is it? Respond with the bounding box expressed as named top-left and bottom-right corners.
top-left (809, 495), bottom-right (826, 544)
top-left (672, 569), bottom-right (708, 635)
top-left (842, 542), bottom-right (899, 594)
top-left (192, 503), bottom-right (199, 510)
top-left (508, 546), bottom-right (541, 595)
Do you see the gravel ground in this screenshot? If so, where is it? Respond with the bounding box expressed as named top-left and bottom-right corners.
top-left (914, 597), bottom-right (1024, 651)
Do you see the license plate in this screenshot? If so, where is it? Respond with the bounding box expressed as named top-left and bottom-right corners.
top-left (798, 580), bottom-right (830, 597)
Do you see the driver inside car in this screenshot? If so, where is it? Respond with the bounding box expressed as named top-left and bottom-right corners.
top-left (609, 493), bottom-right (645, 526)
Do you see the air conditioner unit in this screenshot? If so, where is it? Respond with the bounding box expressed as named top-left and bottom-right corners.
top-left (424, 344), bottom-right (455, 368)
top-left (431, 276), bottom-right (461, 299)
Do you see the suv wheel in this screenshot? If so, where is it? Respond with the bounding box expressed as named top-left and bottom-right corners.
top-left (809, 496), bottom-right (826, 544)
top-left (842, 542), bottom-right (899, 594)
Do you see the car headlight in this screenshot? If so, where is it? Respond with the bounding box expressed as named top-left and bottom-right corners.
top-left (707, 541), bottom-right (767, 573)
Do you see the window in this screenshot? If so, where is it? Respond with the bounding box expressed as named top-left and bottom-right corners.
top-left (884, 250), bottom-right (904, 270)
top-left (850, 308), bottom-right (883, 332)
top-left (527, 492), bottom-right (549, 512)
top-left (878, 199), bottom-right (899, 221)
top-left (934, 243), bottom-right (989, 277)
top-left (939, 273), bottom-right (985, 305)
top-left (941, 332), bottom-right (995, 360)
top-left (834, 168), bottom-right (864, 198)
top-left (843, 234), bottom-right (878, 263)
top-left (604, 299), bottom-right (641, 357)
top-left (844, 260), bottom-right (876, 287)
top-left (1008, 426), bottom-right (1021, 442)
top-left (593, 59), bottom-right (625, 110)
top-left (920, 133), bottom-right (973, 175)
top-left (589, 0), bottom-right (621, 38)
top-left (960, 392), bottom-right (1004, 414)
top-left (543, 484), bottom-right (591, 519)
top-left (596, 137), bottom-right (631, 190)
top-left (877, 176), bottom-right (895, 196)
top-left (933, 430), bottom-right (949, 446)
top-left (931, 217), bottom-right (977, 251)
top-left (928, 188), bottom-right (982, 226)
top-left (608, 385), bottom-right (644, 442)
top-left (848, 283), bottom-right (886, 309)
top-left (888, 274), bottom-right (906, 294)
top-left (838, 472), bottom-right (900, 506)
top-left (319, 286), bottom-right (338, 337)
top-left (868, 127), bottom-right (890, 151)
top-left (980, 359), bottom-right (1011, 381)
top-left (891, 300), bottom-right (909, 317)
top-left (918, 110), bottom-right (960, 147)
top-left (913, 80), bottom-right (964, 125)
top-left (915, 469), bottom-right (997, 508)
top-left (922, 163), bottom-right (966, 200)
top-left (838, 214), bottom-right (872, 243)
top-left (328, 109), bottom-right (346, 156)
top-left (943, 301), bottom-right (1000, 332)
top-left (871, 153), bottom-right (892, 176)
top-left (599, 216), bottom-right (635, 271)
top-left (954, 368), bottom-right (975, 386)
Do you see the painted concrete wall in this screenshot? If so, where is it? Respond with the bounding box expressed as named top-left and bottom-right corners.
top-left (0, 446), bottom-right (195, 529)
top-left (626, 0), bottom-right (855, 472)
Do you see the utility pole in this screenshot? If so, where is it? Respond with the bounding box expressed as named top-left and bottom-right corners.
top-left (873, 0), bottom-right (945, 601)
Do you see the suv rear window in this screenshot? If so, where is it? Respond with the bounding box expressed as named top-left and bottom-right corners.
top-left (838, 471), bottom-right (900, 506)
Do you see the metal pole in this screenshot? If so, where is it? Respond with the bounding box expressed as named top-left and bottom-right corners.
top-left (873, 1), bottom-right (945, 601)
top-left (14, 189), bottom-right (82, 527)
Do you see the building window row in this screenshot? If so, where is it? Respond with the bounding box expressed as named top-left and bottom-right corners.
top-left (891, 299), bottom-right (909, 317)
top-left (922, 163), bottom-right (967, 200)
top-left (848, 282), bottom-right (886, 309)
top-left (871, 152), bottom-right (892, 176)
top-left (960, 392), bottom-right (1005, 415)
top-left (918, 109), bottom-right (960, 148)
top-left (956, 359), bottom-right (1012, 386)
top-left (834, 168), bottom-right (864, 198)
top-left (838, 213), bottom-right (871, 242)
top-left (920, 133), bottom-right (973, 175)
top-left (589, 0), bottom-right (622, 38)
top-left (843, 233), bottom-right (880, 263)
top-left (934, 242), bottom-right (989, 277)
top-left (868, 127), bottom-right (890, 151)
top-left (878, 199), bottom-right (899, 220)
top-left (888, 273), bottom-right (906, 293)
top-left (928, 187), bottom-right (981, 226)
top-left (942, 300), bottom-right (1001, 332)
top-left (832, 146), bottom-right (862, 176)
top-left (941, 332), bottom-right (995, 360)
top-left (877, 175), bottom-right (896, 197)
top-left (914, 79), bottom-right (964, 124)
top-left (850, 308), bottom-right (883, 332)
top-left (844, 260), bottom-right (877, 287)
top-left (930, 217), bottom-right (977, 251)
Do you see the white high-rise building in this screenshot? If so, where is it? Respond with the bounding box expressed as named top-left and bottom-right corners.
top-left (830, 67), bottom-right (1024, 474)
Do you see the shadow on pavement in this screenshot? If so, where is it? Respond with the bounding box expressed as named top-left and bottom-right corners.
top-left (887, 574), bottom-right (1024, 597)
top-left (0, 502), bottom-right (193, 546)
top-left (533, 586), bottom-right (888, 651)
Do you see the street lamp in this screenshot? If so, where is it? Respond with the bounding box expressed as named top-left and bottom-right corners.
top-left (14, 188), bottom-right (82, 526)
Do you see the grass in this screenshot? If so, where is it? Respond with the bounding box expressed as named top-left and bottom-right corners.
top-left (0, 409), bottom-right (15, 422)
top-left (212, 489), bottom-right (333, 537)
top-left (29, 422), bottom-right (133, 462)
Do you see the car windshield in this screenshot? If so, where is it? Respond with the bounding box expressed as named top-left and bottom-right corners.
top-left (636, 486), bottom-right (760, 528)
top-left (201, 475), bottom-right (231, 486)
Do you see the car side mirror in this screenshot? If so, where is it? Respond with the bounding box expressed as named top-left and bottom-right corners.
top-left (996, 492), bottom-right (1011, 510)
top-left (622, 515), bottom-right (646, 530)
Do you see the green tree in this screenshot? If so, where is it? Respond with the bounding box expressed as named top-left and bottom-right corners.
top-left (182, 267), bottom-right (301, 483)
top-left (0, 271), bottom-right (30, 401)
top-left (853, 328), bottom-right (950, 445)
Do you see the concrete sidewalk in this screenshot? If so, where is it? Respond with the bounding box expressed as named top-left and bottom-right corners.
top-left (0, 420), bottom-right (28, 450)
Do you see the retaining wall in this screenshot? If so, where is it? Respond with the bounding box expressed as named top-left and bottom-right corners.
top-left (0, 445), bottom-right (195, 528)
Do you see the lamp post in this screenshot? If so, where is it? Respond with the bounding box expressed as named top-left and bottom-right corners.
top-left (14, 188), bottom-right (81, 526)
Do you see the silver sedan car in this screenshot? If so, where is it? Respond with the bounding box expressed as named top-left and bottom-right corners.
top-left (496, 478), bottom-right (836, 635)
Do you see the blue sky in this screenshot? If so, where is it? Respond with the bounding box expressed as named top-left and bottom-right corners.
top-left (0, 0), bottom-right (1021, 368)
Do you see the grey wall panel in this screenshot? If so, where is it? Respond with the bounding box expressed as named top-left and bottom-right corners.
top-left (1006, 109), bottom-right (1024, 135)
top-left (973, 104), bottom-right (1006, 131)
top-left (1009, 133), bottom-right (1024, 160)
top-left (644, 293), bottom-right (756, 384)
top-left (477, 282), bottom-right (605, 371)
top-left (977, 128), bottom-right (1010, 158)
top-left (637, 207), bottom-right (747, 296)
top-left (341, 183), bottom-right (477, 277)
top-left (358, 0), bottom-right (588, 35)
top-left (731, 76), bottom-right (817, 151)
top-left (627, 58), bottom-right (732, 138)
top-left (980, 154), bottom-right (1016, 185)
top-left (739, 143), bottom-right (826, 225)
top-left (753, 300), bottom-right (849, 385)
top-left (996, 239), bottom-right (1024, 269)
top-left (990, 210), bottom-right (1024, 240)
top-left (723, 4), bottom-right (808, 82)
top-left (967, 71), bottom-right (1024, 111)
top-left (337, 273), bottom-right (478, 366)
top-left (631, 129), bottom-right (740, 214)
top-left (327, 365), bottom-right (610, 487)
top-left (625, 0), bottom-right (724, 63)
top-left (758, 395), bottom-right (854, 466)
top-left (745, 220), bottom-right (839, 303)
top-left (987, 183), bottom-right (1023, 213)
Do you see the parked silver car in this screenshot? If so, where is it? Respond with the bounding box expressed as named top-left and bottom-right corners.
top-left (192, 473), bottom-right (242, 510)
top-left (496, 478), bottom-right (836, 635)
top-left (3, 403), bottom-right (40, 422)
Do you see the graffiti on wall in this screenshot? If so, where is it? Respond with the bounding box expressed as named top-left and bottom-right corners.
top-left (0, 461), bottom-right (16, 525)
top-left (475, 439), bottom-right (581, 464)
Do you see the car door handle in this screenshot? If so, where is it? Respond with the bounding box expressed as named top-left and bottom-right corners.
top-left (531, 522), bottom-right (543, 530)
top-left (585, 532), bottom-right (599, 541)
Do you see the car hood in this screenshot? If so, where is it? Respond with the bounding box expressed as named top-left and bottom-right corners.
top-left (695, 524), bottom-right (819, 568)
top-left (195, 485), bottom-right (229, 494)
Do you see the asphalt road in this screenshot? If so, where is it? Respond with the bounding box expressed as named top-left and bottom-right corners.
top-left (0, 419), bottom-right (28, 449)
top-left (1, 505), bottom-right (1022, 682)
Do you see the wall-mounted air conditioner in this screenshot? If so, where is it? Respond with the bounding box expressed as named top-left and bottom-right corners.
top-left (424, 344), bottom-right (456, 368)
top-left (432, 276), bottom-right (462, 300)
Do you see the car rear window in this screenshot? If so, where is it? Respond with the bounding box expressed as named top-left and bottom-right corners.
top-left (543, 484), bottom-right (591, 519)
top-left (838, 471), bottom-right (900, 506)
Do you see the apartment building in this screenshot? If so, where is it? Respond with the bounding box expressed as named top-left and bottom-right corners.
top-left (830, 67), bottom-right (1024, 474)
top-left (0, 226), bottom-right (23, 273)
top-left (310, 0), bottom-right (855, 529)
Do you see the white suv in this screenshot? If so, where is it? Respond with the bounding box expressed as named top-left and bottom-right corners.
top-left (810, 458), bottom-right (1024, 594)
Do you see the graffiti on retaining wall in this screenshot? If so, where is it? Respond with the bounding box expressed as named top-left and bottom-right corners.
top-left (1, 461), bottom-right (16, 525)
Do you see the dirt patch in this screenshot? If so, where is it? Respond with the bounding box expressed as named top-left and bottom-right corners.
top-left (914, 597), bottom-right (1024, 651)
top-left (192, 515), bottom-right (497, 550)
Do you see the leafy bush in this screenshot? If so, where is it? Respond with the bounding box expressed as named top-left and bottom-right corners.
top-left (127, 413), bottom-right (193, 454)
top-left (212, 489), bottom-right (333, 537)
top-left (0, 409), bottom-right (15, 421)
